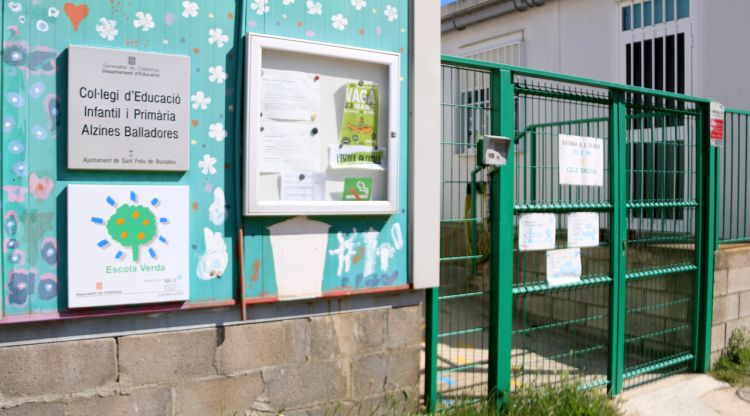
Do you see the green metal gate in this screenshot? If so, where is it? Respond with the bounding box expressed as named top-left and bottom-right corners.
top-left (426, 57), bottom-right (717, 411)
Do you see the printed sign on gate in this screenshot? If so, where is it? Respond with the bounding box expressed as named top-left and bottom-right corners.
top-left (710, 102), bottom-right (725, 147)
top-left (558, 134), bottom-right (604, 187)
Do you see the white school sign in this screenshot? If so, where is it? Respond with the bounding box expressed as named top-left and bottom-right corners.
top-left (67, 185), bottom-right (189, 308)
top-left (558, 134), bottom-right (604, 187)
top-left (67, 45), bottom-right (190, 171)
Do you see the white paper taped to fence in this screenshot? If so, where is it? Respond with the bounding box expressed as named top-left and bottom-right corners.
top-left (546, 248), bottom-right (582, 287)
top-left (567, 212), bottom-right (600, 248)
top-left (558, 134), bottom-right (604, 186)
top-left (518, 213), bottom-right (556, 251)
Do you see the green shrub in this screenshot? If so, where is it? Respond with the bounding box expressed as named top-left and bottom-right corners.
top-left (712, 327), bottom-right (750, 386)
top-left (504, 378), bottom-right (620, 416)
top-left (726, 327), bottom-right (750, 365)
top-left (426, 378), bottom-right (620, 416)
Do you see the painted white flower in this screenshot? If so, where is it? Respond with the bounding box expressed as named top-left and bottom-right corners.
top-left (48, 7), bottom-right (59, 18)
top-left (208, 65), bottom-right (228, 84)
top-left (208, 28), bottom-right (229, 48)
top-left (283, 0), bottom-right (295, 5)
top-left (198, 154), bottom-right (218, 175)
top-left (384, 4), bottom-right (398, 22)
top-left (8, 2), bottom-right (22, 13)
top-left (182, 1), bottom-right (199, 18)
top-left (191, 91), bottom-right (212, 110)
top-left (209, 123), bottom-right (227, 142)
top-left (251, 0), bottom-right (270, 15)
top-left (331, 13), bottom-right (348, 30)
top-left (133, 11), bottom-right (155, 31)
top-left (95, 18), bottom-right (119, 41)
top-left (351, 0), bottom-right (366, 11)
top-left (307, 1), bottom-right (322, 15)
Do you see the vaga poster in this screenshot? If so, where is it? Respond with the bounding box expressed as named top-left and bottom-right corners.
top-left (67, 184), bottom-right (189, 308)
top-left (340, 82), bottom-right (379, 148)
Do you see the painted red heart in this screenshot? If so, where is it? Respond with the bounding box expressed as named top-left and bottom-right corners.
top-left (64, 3), bottom-right (89, 32)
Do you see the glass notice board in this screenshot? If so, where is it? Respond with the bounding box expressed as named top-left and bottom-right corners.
top-left (243, 34), bottom-right (400, 216)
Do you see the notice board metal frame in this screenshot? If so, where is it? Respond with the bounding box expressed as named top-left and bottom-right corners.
top-left (243, 34), bottom-right (401, 216)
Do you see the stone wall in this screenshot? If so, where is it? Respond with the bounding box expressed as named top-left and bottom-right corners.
top-left (711, 244), bottom-right (750, 364)
top-left (0, 305), bottom-right (422, 416)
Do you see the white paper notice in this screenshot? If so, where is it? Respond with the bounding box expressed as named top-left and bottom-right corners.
top-left (546, 248), bottom-right (582, 287)
top-left (260, 119), bottom-right (321, 173)
top-left (567, 212), bottom-right (600, 248)
top-left (559, 134), bottom-right (604, 186)
top-left (262, 68), bottom-right (320, 121)
top-left (518, 213), bottom-right (556, 251)
top-left (280, 173), bottom-right (326, 201)
top-left (329, 145), bottom-right (386, 171)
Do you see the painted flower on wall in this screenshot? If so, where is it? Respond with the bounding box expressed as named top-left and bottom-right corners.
top-left (251, 0), bottom-right (270, 15)
top-left (208, 28), bottom-right (229, 48)
top-left (331, 14), bottom-right (348, 30)
top-left (3, 185), bottom-right (27, 203)
top-left (351, 0), bottom-right (367, 11)
top-left (7, 2), bottom-right (22, 13)
top-left (6, 92), bottom-right (25, 108)
top-left (199, 154), bottom-right (218, 175)
top-left (208, 123), bottom-right (227, 142)
top-left (29, 173), bottom-right (54, 200)
top-left (36, 20), bottom-right (49, 32)
top-left (283, 0), bottom-right (296, 5)
top-left (182, 1), bottom-right (199, 18)
top-left (208, 65), bottom-right (227, 83)
top-left (48, 7), bottom-right (59, 17)
top-left (95, 17), bottom-right (119, 41)
top-left (133, 12), bottom-right (156, 31)
top-left (12, 161), bottom-right (27, 177)
top-left (307, 1), bottom-right (322, 15)
top-left (191, 91), bottom-right (211, 110)
top-left (384, 5), bottom-right (398, 21)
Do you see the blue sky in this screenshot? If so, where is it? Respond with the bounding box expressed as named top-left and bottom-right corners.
top-left (441, 0), bottom-right (457, 5)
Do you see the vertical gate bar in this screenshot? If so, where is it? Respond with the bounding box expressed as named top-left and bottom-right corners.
top-left (488, 68), bottom-right (514, 406)
top-left (608, 89), bottom-right (627, 396)
top-left (424, 286), bottom-right (439, 412)
top-left (530, 129), bottom-right (537, 204)
top-left (693, 102), bottom-right (705, 372)
top-left (695, 102), bottom-right (716, 372)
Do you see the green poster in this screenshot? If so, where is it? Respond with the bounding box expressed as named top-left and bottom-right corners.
top-left (340, 82), bottom-right (379, 147)
top-left (342, 178), bottom-right (373, 201)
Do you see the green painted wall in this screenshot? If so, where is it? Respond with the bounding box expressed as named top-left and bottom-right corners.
top-left (0, 0), bottom-right (409, 319)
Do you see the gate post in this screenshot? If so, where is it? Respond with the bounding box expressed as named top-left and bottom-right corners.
top-left (607, 89), bottom-right (627, 396)
top-left (425, 287), bottom-right (439, 411)
top-left (695, 102), bottom-right (717, 372)
top-left (488, 68), bottom-right (514, 406)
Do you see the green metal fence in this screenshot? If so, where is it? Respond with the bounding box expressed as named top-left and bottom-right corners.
top-left (426, 63), bottom-right (494, 411)
top-left (426, 56), bottom-right (718, 411)
top-left (718, 109), bottom-right (750, 243)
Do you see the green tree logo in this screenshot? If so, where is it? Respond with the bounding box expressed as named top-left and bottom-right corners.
top-left (105, 204), bottom-right (157, 262)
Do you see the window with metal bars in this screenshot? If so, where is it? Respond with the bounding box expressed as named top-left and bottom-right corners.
top-left (622, 0), bottom-right (689, 31)
top-left (458, 87), bottom-right (490, 155)
top-left (454, 42), bottom-right (522, 154)
top-left (631, 140), bottom-right (685, 220)
top-left (621, 1), bottom-right (691, 221)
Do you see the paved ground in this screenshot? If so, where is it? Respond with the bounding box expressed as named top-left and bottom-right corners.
top-left (620, 374), bottom-right (750, 416)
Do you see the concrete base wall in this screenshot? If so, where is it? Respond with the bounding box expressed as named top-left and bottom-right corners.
top-left (0, 305), bottom-right (422, 416)
top-left (711, 244), bottom-right (750, 364)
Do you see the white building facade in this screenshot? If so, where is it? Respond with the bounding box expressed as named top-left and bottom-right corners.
top-left (442, 0), bottom-right (750, 110)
